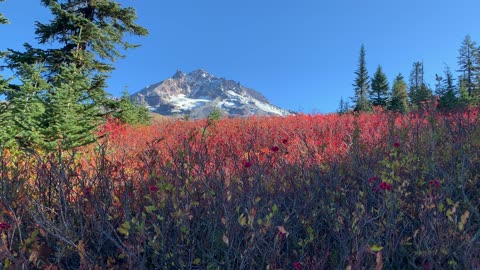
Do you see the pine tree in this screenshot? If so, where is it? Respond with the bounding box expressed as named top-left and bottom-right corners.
top-left (109, 90), bottom-right (151, 125)
top-left (4, 0), bottom-right (148, 149)
top-left (417, 83), bottom-right (432, 107)
top-left (369, 65), bottom-right (389, 107)
top-left (41, 64), bottom-right (102, 150)
top-left (458, 82), bottom-right (474, 106)
top-left (337, 97), bottom-right (350, 114)
top-left (5, 0), bottom-right (148, 111)
top-left (8, 64), bottom-right (48, 148)
top-left (0, 75), bottom-right (14, 146)
top-left (0, 0), bottom-right (8, 88)
top-left (0, 0), bottom-right (12, 146)
top-left (388, 73), bottom-right (408, 113)
top-left (408, 61), bottom-right (424, 107)
top-left (457, 35), bottom-right (479, 96)
top-left (437, 67), bottom-right (458, 110)
top-left (8, 0), bottom-right (148, 76)
top-left (352, 44), bottom-right (371, 112)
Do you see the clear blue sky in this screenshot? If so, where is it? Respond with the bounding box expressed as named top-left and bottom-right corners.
top-left (1, 0), bottom-right (480, 113)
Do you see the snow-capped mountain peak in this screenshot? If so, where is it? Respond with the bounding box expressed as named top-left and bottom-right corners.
top-left (131, 69), bottom-right (292, 119)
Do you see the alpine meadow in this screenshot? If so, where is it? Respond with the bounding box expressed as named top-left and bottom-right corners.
top-left (1, 1), bottom-right (480, 269)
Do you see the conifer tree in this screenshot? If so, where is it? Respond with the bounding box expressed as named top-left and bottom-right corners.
top-left (0, 2), bottom-right (13, 146)
top-left (388, 73), bottom-right (408, 113)
top-left (8, 0), bottom-right (148, 76)
top-left (4, 0), bottom-right (149, 149)
top-left (5, 0), bottom-right (148, 111)
top-left (369, 65), bottom-right (389, 107)
top-left (0, 0), bottom-right (8, 81)
top-left (8, 64), bottom-right (48, 148)
top-left (337, 97), bottom-right (350, 114)
top-left (408, 61), bottom-right (432, 108)
top-left (457, 35), bottom-right (479, 96)
top-left (418, 83), bottom-right (432, 106)
top-left (352, 44), bottom-right (371, 112)
top-left (109, 90), bottom-right (151, 125)
top-left (408, 61), bottom-right (424, 107)
top-left (437, 67), bottom-right (458, 110)
top-left (458, 82), bottom-right (475, 106)
top-left (41, 64), bottom-right (102, 150)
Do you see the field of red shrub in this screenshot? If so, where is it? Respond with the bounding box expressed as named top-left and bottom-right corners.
top-left (1, 108), bottom-right (479, 269)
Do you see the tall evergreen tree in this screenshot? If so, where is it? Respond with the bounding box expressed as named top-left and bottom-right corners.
top-left (352, 44), bottom-right (371, 112)
top-left (437, 66), bottom-right (458, 110)
top-left (0, 0), bottom-right (8, 79)
top-left (337, 97), bottom-right (350, 114)
top-left (408, 61), bottom-right (424, 106)
top-left (408, 61), bottom-right (432, 107)
top-left (0, 1), bottom-right (12, 146)
top-left (110, 90), bottom-right (151, 125)
top-left (388, 73), bottom-right (408, 113)
top-left (458, 81), bottom-right (475, 106)
top-left (418, 83), bottom-right (432, 106)
top-left (41, 64), bottom-right (102, 150)
top-left (8, 64), bottom-right (48, 148)
top-left (4, 0), bottom-right (149, 149)
top-left (457, 35), bottom-right (479, 96)
top-left (5, 0), bottom-right (148, 111)
top-left (435, 73), bottom-right (443, 96)
top-left (8, 0), bottom-right (148, 76)
top-left (369, 65), bottom-right (389, 107)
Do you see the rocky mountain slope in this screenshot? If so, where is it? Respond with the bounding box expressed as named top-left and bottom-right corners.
top-left (130, 69), bottom-right (292, 119)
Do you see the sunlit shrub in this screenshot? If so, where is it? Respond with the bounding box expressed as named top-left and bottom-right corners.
top-left (0, 108), bottom-right (479, 269)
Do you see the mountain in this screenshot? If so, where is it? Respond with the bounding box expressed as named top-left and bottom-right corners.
top-left (130, 69), bottom-right (292, 119)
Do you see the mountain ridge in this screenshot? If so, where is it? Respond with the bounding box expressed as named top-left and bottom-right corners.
top-left (130, 69), bottom-right (292, 119)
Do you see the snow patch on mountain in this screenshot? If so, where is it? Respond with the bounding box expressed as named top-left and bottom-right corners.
top-left (131, 69), bottom-right (292, 119)
top-left (167, 94), bottom-right (211, 113)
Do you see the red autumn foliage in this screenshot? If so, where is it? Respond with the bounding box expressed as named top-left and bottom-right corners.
top-left (0, 223), bottom-right (10, 230)
top-left (379, 182), bottom-right (392, 191)
top-left (0, 107), bottom-right (479, 269)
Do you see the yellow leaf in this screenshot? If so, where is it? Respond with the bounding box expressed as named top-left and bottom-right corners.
top-left (117, 221), bottom-right (131, 237)
top-left (459, 210), bottom-right (470, 231)
top-left (238, 214), bottom-right (247, 226)
top-left (370, 244), bottom-right (383, 252)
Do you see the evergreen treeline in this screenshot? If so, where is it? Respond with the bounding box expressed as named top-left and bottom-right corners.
top-left (344, 37), bottom-right (480, 113)
top-left (0, 0), bottom-right (150, 151)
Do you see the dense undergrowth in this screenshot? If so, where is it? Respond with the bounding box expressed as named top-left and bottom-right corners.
top-left (0, 108), bottom-right (479, 269)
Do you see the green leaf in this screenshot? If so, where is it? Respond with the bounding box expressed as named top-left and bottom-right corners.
top-left (145, 205), bottom-right (157, 214)
top-left (370, 244), bottom-right (383, 252)
top-left (180, 225), bottom-right (188, 234)
top-left (118, 221), bottom-right (131, 237)
top-left (238, 214), bottom-right (247, 226)
top-left (438, 202), bottom-right (444, 212)
top-left (164, 183), bottom-right (174, 192)
top-left (446, 198), bottom-right (454, 205)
